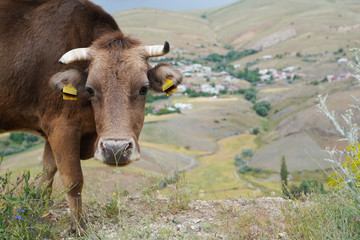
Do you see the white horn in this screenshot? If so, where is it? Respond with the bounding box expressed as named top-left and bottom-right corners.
top-left (145, 41), bottom-right (170, 58)
top-left (59, 48), bottom-right (91, 64)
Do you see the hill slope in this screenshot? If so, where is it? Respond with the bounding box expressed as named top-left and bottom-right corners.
top-left (113, 0), bottom-right (360, 59)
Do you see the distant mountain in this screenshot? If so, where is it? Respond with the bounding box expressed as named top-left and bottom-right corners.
top-left (113, 0), bottom-right (360, 69)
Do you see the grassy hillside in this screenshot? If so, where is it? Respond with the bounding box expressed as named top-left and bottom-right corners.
top-left (114, 0), bottom-right (360, 59)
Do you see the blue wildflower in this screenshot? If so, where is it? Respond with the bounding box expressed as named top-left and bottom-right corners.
top-left (30, 228), bottom-right (33, 232)
top-left (34, 185), bottom-right (38, 189)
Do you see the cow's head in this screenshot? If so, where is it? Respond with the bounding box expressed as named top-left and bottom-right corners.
top-left (54, 32), bottom-right (182, 166)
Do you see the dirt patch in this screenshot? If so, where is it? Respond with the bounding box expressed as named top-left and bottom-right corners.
top-left (251, 29), bottom-right (297, 49)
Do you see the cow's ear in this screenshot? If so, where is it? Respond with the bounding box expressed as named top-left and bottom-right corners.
top-left (50, 69), bottom-right (88, 93)
top-left (148, 63), bottom-right (183, 93)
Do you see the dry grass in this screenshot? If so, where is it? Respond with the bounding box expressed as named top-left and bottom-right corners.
top-left (186, 134), bottom-right (263, 199)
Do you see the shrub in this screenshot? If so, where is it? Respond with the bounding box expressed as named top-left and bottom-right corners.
top-left (232, 89), bottom-right (246, 95)
top-left (145, 106), bottom-right (154, 115)
top-left (234, 155), bottom-right (245, 166)
top-left (1, 133), bottom-right (42, 157)
top-left (244, 91), bottom-right (256, 102)
top-left (154, 108), bottom-right (180, 116)
top-left (1, 141), bottom-right (10, 147)
top-left (253, 101), bottom-right (271, 117)
top-left (146, 92), bottom-right (169, 103)
top-left (146, 92), bottom-right (154, 103)
top-left (254, 106), bottom-right (268, 117)
top-left (219, 89), bottom-right (228, 95)
top-left (299, 179), bottom-right (325, 195)
top-left (235, 67), bottom-right (261, 83)
top-left (9, 132), bottom-right (24, 144)
top-left (241, 149), bottom-right (253, 158)
top-left (238, 165), bottom-right (252, 174)
top-left (184, 88), bottom-right (214, 98)
top-left (252, 128), bottom-right (259, 135)
top-left (243, 88), bottom-right (257, 102)
top-left (288, 184), bottom-right (300, 199)
top-left (311, 80), bottom-right (319, 86)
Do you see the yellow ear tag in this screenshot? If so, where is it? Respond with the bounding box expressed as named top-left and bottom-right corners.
top-left (162, 79), bottom-right (174, 92)
top-left (162, 78), bottom-right (178, 96)
top-left (166, 86), bottom-right (178, 96)
top-left (62, 84), bottom-right (77, 101)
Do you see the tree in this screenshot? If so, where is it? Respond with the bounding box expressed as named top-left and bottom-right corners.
top-left (146, 92), bottom-right (154, 103)
top-left (280, 156), bottom-right (289, 197)
top-left (253, 101), bottom-right (271, 117)
top-left (245, 91), bottom-right (256, 102)
top-left (9, 132), bottom-right (24, 144)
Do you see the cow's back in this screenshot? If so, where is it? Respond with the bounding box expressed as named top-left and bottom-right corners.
top-left (0, 0), bottom-right (119, 132)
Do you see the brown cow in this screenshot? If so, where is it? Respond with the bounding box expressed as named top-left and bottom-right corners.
top-left (0, 0), bottom-right (183, 233)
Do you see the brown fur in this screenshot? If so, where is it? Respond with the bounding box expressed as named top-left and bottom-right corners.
top-left (0, 0), bottom-right (183, 234)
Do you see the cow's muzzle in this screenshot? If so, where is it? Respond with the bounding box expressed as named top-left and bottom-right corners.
top-left (94, 138), bottom-right (140, 166)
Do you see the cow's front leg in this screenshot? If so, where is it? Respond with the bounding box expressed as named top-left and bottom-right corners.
top-left (47, 123), bottom-right (85, 234)
top-left (40, 141), bottom-right (57, 195)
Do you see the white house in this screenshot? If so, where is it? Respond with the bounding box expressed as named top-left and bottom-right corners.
top-left (184, 72), bottom-right (192, 77)
top-left (220, 71), bottom-right (229, 76)
top-left (283, 66), bottom-right (296, 72)
top-left (201, 84), bottom-right (219, 94)
top-left (259, 69), bottom-right (269, 75)
top-left (260, 75), bottom-right (271, 81)
top-left (263, 55), bottom-right (272, 60)
top-left (202, 66), bottom-right (212, 72)
top-left (233, 64), bottom-right (241, 69)
top-left (177, 85), bottom-right (186, 92)
top-left (174, 103), bottom-right (193, 111)
top-left (337, 58), bottom-right (348, 64)
top-left (215, 84), bottom-right (226, 91)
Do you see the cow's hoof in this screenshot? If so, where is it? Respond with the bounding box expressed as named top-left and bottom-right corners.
top-left (71, 221), bottom-right (87, 237)
top-left (60, 221), bottom-right (87, 237)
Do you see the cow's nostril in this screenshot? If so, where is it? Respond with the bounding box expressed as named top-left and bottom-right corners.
top-left (100, 142), bottom-right (107, 152)
top-left (125, 142), bottom-right (133, 151)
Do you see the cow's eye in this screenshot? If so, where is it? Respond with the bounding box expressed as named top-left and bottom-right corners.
top-left (139, 85), bottom-right (149, 96)
top-left (86, 87), bottom-right (95, 97)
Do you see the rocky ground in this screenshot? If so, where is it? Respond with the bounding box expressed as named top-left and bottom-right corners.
top-left (49, 196), bottom-right (291, 239)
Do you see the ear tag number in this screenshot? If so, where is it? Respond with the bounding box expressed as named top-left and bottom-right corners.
top-left (62, 84), bottom-right (78, 101)
top-left (162, 78), bottom-right (178, 96)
